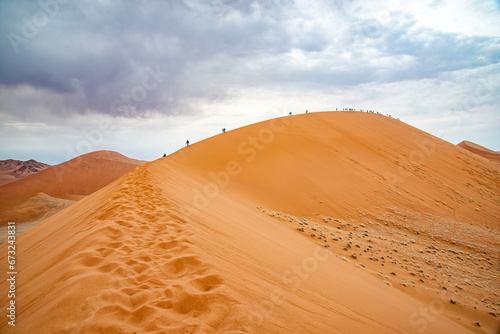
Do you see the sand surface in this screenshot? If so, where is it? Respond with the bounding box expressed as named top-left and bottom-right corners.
top-left (0, 150), bottom-right (144, 225)
top-left (0, 174), bottom-right (16, 187)
top-left (0, 111), bottom-right (499, 333)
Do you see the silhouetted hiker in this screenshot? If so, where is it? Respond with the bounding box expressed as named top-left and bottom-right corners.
top-left (186, 140), bottom-right (189, 146)
top-left (163, 153), bottom-right (166, 157)
top-left (306, 110), bottom-right (308, 113)
top-left (222, 128), bottom-right (226, 133)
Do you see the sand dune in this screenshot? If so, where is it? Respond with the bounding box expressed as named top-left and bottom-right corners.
top-left (457, 140), bottom-right (500, 163)
top-left (0, 174), bottom-right (16, 187)
top-left (1, 111), bottom-right (499, 333)
top-left (0, 150), bottom-right (144, 225)
top-left (0, 193), bottom-right (75, 243)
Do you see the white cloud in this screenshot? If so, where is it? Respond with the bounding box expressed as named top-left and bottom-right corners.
top-left (403, 0), bottom-right (500, 36)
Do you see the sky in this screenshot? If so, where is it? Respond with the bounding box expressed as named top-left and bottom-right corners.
top-left (0, 0), bottom-right (499, 165)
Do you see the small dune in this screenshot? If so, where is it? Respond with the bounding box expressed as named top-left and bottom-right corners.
top-left (0, 150), bottom-right (144, 225)
top-left (457, 140), bottom-right (500, 163)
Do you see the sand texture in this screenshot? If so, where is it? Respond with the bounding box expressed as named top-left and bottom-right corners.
top-left (0, 111), bottom-right (499, 333)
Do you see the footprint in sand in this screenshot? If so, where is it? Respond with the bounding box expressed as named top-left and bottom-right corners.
top-left (160, 255), bottom-right (205, 279)
top-left (91, 224), bottom-right (125, 240)
top-left (190, 274), bottom-right (224, 292)
top-left (95, 246), bottom-right (116, 257)
top-left (155, 239), bottom-right (190, 253)
top-left (66, 167), bottom-right (242, 333)
top-left (125, 259), bottom-right (150, 274)
top-left (96, 262), bottom-right (120, 273)
top-left (114, 219), bottom-right (134, 228)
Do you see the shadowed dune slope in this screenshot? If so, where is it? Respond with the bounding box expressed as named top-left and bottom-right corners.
top-left (458, 140), bottom-right (500, 163)
top-left (0, 150), bottom-right (144, 225)
top-left (0, 111), bottom-right (498, 333)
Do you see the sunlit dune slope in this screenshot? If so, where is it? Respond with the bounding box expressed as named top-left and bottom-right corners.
top-left (1, 111), bottom-right (498, 333)
top-left (0, 150), bottom-right (144, 225)
top-left (178, 111), bottom-right (499, 228)
top-left (0, 174), bottom-right (16, 187)
top-left (458, 140), bottom-right (500, 163)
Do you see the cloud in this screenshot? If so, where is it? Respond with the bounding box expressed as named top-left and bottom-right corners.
top-left (1, 0), bottom-right (498, 119)
top-left (0, 1), bottom-right (294, 116)
top-left (1, 0), bottom-right (500, 162)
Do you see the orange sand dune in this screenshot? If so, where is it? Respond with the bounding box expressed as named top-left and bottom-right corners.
top-left (457, 140), bottom-right (500, 163)
top-left (1, 111), bottom-right (499, 333)
top-left (0, 150), bottom-right (144, 225)
top-left (0, 174), bottom-right (16, 187)
top-left (0, 193), bottom-right (75, 243)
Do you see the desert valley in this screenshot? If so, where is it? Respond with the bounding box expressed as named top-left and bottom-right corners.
top-left (0, 111), bottom-right (499, 333)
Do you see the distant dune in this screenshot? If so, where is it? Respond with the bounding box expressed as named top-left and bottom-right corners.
top-left (0, 159), bottom-right (50, 186)
top-left (0, 193), bottom-right (75, 244)
top-left (0, 150), bottom-right (144, 225)
top-left (1, 112), bottom-right (499, 333)
top-left (457, 140), bottom-right (500, 163)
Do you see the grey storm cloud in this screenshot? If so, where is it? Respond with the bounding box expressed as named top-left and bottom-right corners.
top-left (0, 0), bottom-right (294, 116)
top-left (0, 0), bottom-right (499, 118)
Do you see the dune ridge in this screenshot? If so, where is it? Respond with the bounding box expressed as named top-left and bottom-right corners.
top-left (1, 111), bottom-right (499, 333)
